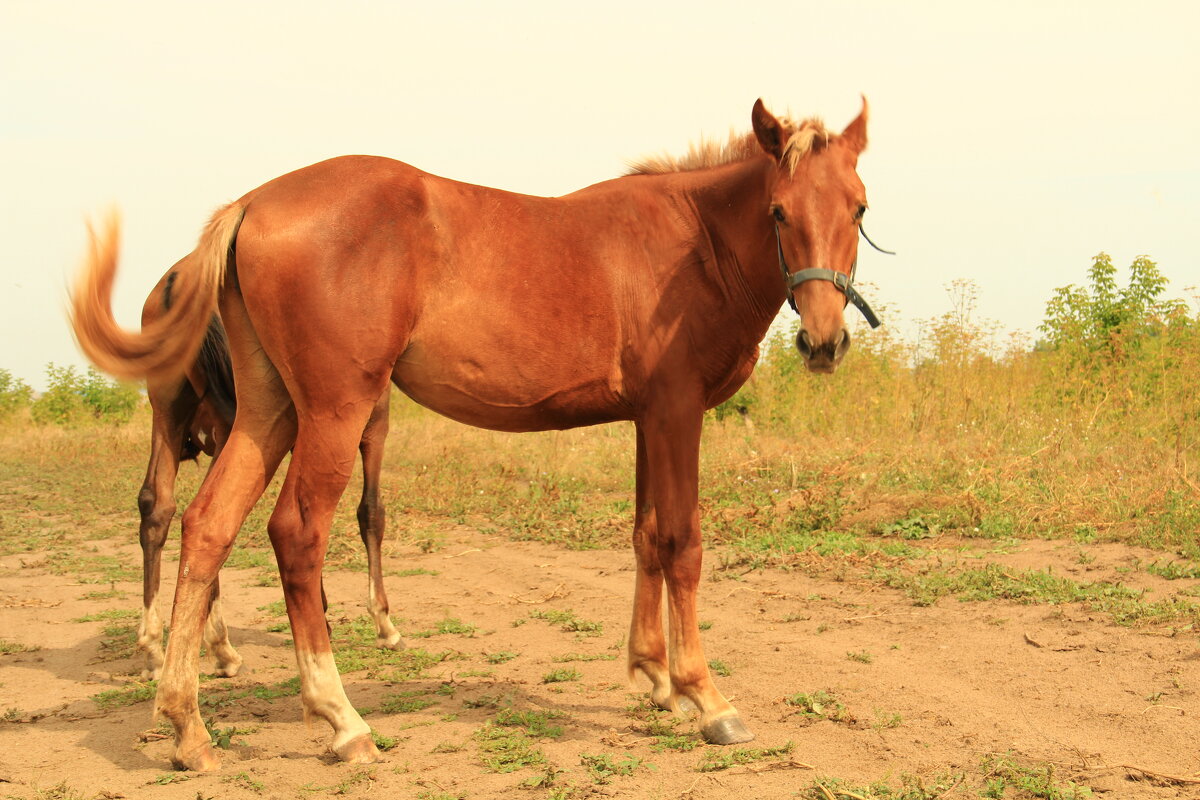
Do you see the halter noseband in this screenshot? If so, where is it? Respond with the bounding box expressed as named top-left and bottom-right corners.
top-left (776, 223), bottom-right (890, 329)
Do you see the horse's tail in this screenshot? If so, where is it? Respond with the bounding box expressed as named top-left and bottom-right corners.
top-left (69, 203), bottom-right (245, 382)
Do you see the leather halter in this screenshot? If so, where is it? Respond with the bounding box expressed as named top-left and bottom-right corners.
top-left (775, 223), bottom-right (889, 329)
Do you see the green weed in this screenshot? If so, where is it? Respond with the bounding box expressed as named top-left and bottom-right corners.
top-left (474, 722), bottom-right (548, 773)
top-left (92, 681), bottom-right (156, 709)
top-left (530, 608), bottom-right (604, 636)
top-left (580, 752), bottom-right (651, 784)
top-left (542, 667), bottom-right (581, 684)
top-left (697, 741), bottom-right (794, 772)
top-left (784, 690), bottom-right (851, 723)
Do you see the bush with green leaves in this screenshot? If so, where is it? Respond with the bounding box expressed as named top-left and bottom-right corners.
top-left (30, 364), bottom-right (141, 426)
top-left (0, 369), bottom-right (32, 419)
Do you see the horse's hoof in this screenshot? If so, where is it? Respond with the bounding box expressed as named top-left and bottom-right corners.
top-left (171, 743), bottom-right (221, 772)
top-left (334, 733), bottom-right (382, 764)
top-left (701, 715), bottom-right (755, 745)
top-left (211, 655), bottom-right (243, 679)
top-left (376, 633), bottom-right (405, 651)
top-left (649, 689), bottom-right (674, 712)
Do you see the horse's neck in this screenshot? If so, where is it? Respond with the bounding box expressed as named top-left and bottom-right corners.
top-left (680, 158), bottom-right (784, 331)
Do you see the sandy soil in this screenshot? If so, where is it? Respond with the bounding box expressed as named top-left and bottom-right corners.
top-left (2, 525), bottom-right (1200, 799)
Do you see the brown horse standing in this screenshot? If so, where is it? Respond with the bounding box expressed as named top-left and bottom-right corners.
top-left (71, 99), bottom-right (877, 770)
top-left (132, 272), bottom-right (401, 680)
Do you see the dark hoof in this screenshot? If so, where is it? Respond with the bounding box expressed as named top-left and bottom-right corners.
top-left (701, 715), bottom-right (755, 745)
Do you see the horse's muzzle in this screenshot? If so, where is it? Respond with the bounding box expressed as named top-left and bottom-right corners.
top-left (796, 327), bottom-right (851, 374)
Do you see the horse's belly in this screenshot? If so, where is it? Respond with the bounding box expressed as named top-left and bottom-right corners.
top-left (392, 342), bottom-right (628, 433)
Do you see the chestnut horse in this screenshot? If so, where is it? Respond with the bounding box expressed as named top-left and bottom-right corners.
top-left (71, 99), bottom-right (879, 770)
top-left (132, 271), bottom-right (401, 680)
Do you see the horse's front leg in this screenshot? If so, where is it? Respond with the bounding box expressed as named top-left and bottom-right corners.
top-left (638, 402), bottom-right (754, 745)
top-left (627, 424), bottom-right (672, 710)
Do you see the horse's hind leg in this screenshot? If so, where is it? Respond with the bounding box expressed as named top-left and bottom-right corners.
top-left (202, 576), bottom-right (242, 677)
top-left (269, 400), bottom-right (387, 763)
top-left (357, 389), bottom-right (402, 650)
top-left (137, 378), bottom-right (197, 680)
top-left (193, 420), bottom-right (243, 678)
top-left (155, 303), bottom-right (297, 772)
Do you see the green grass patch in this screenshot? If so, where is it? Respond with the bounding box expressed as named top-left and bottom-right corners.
top-left (200, 677), bottom-right (301, 710)
top-left (379, 689), bottom-right (439, 714)
top-left (697, 741), bottom-right (794, 772)
top-left (0, 639), bottom-right (37, 655)
top-left (875, 562), bottom-right (1200, 626)
top-left (93, 681), bottom-right (156, 709)
top-left (784, 690), bottom-right (852, 724)
top-left (390, 567), bottom-right (440, 578)
top-left (552, 652), bottom-right (616, 663)
top-left (707, 658), bottom-right (732, 676)
top-left (980, 752), bottom-right (1093, 799)
top-left (494, 707), bottom-right (566, 739)
top-left (529, 608), bottom-right (604, 636)
top-left (580, 752), bottom-right (651, 784)
top-left (541, 667), bottom-right (581, 684)
top-left (474, 722), bottom-right (548, 773)
top-left (71, 608), bottom-right (139, 623)
top-left (406, 616), bottom-right (478, 639)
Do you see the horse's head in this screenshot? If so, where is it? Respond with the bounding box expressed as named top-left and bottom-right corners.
top-left (752, 98), bottom-right (871, 374)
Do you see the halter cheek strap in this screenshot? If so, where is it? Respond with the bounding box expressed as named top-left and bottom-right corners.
top-left (775, 223), bottom-right (886, 329)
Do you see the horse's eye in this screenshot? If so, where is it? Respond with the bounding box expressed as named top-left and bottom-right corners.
top-left (771, 206), bottom-right (786, 223)
top-left (854, 204), bottom-right (867, 221)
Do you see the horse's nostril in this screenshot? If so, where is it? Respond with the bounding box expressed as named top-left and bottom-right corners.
top-left (835, 328), bottom-right (852, 359)
top-left (796, 329), bottom-right (813, 359)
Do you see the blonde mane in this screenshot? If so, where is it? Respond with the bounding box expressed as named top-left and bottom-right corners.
top-left (627, 116), bottom-right (831, 176)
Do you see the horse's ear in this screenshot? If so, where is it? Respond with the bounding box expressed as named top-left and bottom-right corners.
top-left (751, 99), bottom-right (785, 161)
top-left (841, 95), bottom-right (869, 154)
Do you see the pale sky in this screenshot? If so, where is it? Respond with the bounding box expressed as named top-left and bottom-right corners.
top-left (2, 1), bottom-right (1197, 389)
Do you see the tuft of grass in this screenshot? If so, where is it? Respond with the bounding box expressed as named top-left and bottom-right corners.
top-left (580, 752), bottom-right (651, 784)
top-left (530, 608), bottom-right (604, 637)
top-left (200, 676), bottom-right (300, 710)
top-left (784, 690), bottom-right (851, 724)
top-left (207, 719), bottom-right (256, 749)
top-left (474, 722), bottom-right (548, 773)
top-left (71, 608), bottom-right (139, 622)
top-left (707, 658), bottom-right (733, 676)
top-left (0, 639), bottom-right (37, 655)
top-left (846, 650), bottom-right (874, 664)
top-left (379, 690), bottom-right (439, 714)
top-left (872, 709), bottom-right (903, 730)
top-left (552, 652), bottom-right (616, 663)
top-left (371, 731), bottom-right (399, 751)
top-left (697, 741), bottom-right (794, 772)
top-left (93, 681), bottom-right (156, 710)
top-left (876, 562), bottom-right (1200, 627)
top-left (486, 650), bottom-right (519, 664)
top-left (407, 616), bottom-right (478, 639)
top-left (980, 753), bottom-right (1094, 799)
top-left (390, 567), bottom-right (440, 577)
top-left (542, 667), bottom-right (582, 684)
top-left (223, 772), bottom-right (266, 792)
top-left (494, 707), bottom-right (566, 739)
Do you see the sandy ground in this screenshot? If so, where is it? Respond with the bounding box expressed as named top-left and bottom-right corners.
top-left (2, 525), bottom-right (1200, 799)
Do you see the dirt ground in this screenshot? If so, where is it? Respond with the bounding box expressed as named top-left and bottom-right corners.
top-left (2, 524), bottom-right (1200, 799)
